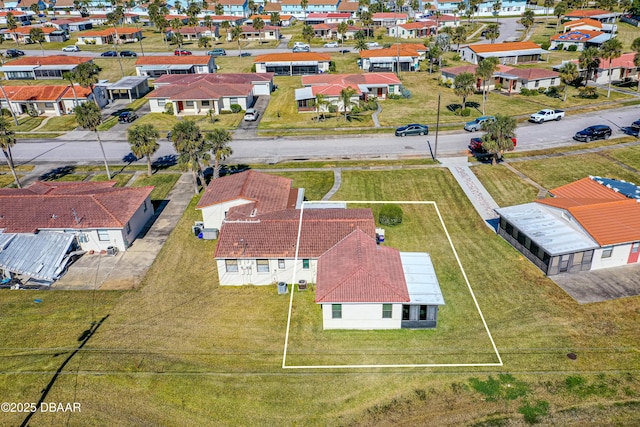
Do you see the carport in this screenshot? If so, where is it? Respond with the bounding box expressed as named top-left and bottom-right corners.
top-left (105, 76), bottom-right (149, 102)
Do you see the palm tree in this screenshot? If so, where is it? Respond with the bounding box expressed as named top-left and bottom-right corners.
top-left (231, 25), bottom-right (243, 55)
top-left (170, 17), bottom-right (184, 47)
top-left (171, 120), bottom-right (207, 194)
top-left (632, 37), bottom-right (640, 91)
top-left (270, 12), bottom-right (281, 26)
top-left (355, 38), bottom-right (368, 52)
top-left (543, 0), bottom-right (554, 22)
top-left (301, 24), bottom-right (314, 44)
top-left (186, 1), bottom-right (201, 41)
top-left (6, 13), bottom-right (19, 48)
top-left (253, 17), bottom-right (265, 45)
top-left (75, 102), bottom-right (111, 179)
top-left (485, 23), bottom-right (500, 44)
top-left (198, 35), bottom-right (212, 49)
top-left (476, 57), bottom-right (499, 115)
top-left (0, 117), bottom-right (20, 188)
top-left (106, 6), bottom-right (126, 78)
top-left (481, 114), bottom-right (516, 165)
top-left (314, 93), bottom-right (329, 121)
top-left (203, 15), bottom-right (213, 35)
top-left (520, 9), bottom-right (535, 36)
top-left (492, 0), bottom-right (502, 24)
top-left (559, 62), bottom-right (578, 102)
top-left (579, 46), bottom-right (601, 84)
top-left (73, 61), bottom-right (101, 107)
top-left (30, 2), bottom-right (40, 16)
top-left (127, 124), bottom-right (160, 176)
top-left (339, 87), bottom-right (358, 120)
top-left (554, 2), bottom-right (567, 33)
top-left (600, 38), bottom-right (622, 98)
top-left (452, 26), bottom-right (467, 51)
top-left (453, 72), bottom-right (476, 110)
top-left (337, 21), bottom-right (348, 49)
top-left (62, 71), bottom-right (80, 109)
top-left (29, 27), bottom-right (46, 57)
top-left (220, 20), bottom-right (231, 41)
top-left (0, 83), bottom-right (18, 126)
top-left (426, 43), bottom-right (442, 73)
top-left (300, 0), bottom-right (309, 21)
top-left (205, 129), bottom-right (233, 180)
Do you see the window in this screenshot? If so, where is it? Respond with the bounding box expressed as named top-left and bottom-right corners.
top-left (143, 199), bottom-right (148, 212)
top-left (278, 259), bottom-right (285, 269)
top-left (157, 99), bottom-right (166, 107)
top-left (126, 222), bottom-right (131, 234)
top-left (332, 304), bottom-right (342, 319)
top-left (382, 304), bottom-right (392, 319)
top-left (201, 100), bottom-right (210, 106)
top-left (44, 102), bottom-right (54, 109)
top-left (185, 101), bottom-right (194, 107)
top-left (256, 259), bottom-right (269, 272)
top-left (229, 97), bottom-right (238, 105)
top-left (534, 81), bottom-right (539, 88)
top-left (302, 259), bottom-right (310, 269)
top-left (225, 259), bottom-right (238, 272)
top-left (632, 242), bottom-right (640, 254)
top-left (602, 246), bottom-right (613, 258)
top-left (550, 78), bottom-right (556, 85)
top-left (97, 229), bottom-right (109, 241)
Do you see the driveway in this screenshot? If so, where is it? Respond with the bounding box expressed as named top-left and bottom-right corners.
top-left (551, 263), bottom-right (640, 304)
top-left (233, 95), bottom-right (270, 139)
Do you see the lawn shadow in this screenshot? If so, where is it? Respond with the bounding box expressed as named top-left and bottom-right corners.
top-left (39, 166), bottom-right (76, 181)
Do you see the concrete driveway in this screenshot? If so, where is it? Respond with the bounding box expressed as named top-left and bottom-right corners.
top-left (551, 263), bottom-right (640, 304)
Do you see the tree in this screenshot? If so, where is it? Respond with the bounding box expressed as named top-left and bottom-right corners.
top-left (543, 0), bottom-right (554, 21)
top-left (106, 6), bottom-right (126, 78)
top-left (554, 2), bottom-right (568, 33)
top-left (558, 61), bottom-right (578, 102)
top-left (253, 17), bottom-right (265, 44)
top-left (170, 17), bottom-right (184, 47)
top-left (630, 0), bottom-right (640, 15)
top-left (0, 117), bottom-right (20, 188)
top-left (270, 12), bottom-right (281, 26)
top-left (186, 1), bottom-right (201, 40)
top-left (74, 102), bottom-right (111, 179)
top-left (128, 124), bottom-right (160, 176)
top-left (198, 35), bottom-right (212, 49)
top-left (632, 37), bottom-right (640, 91)
top-left (231, 25), bottom-right (243, 55)
top-left (220, 20), bottom-right (231, 40)
top-left (579, 46), bottom-right (601, 84)
top-left (481, 114), bottom-right (516, 165)
top-left (62, 71), bottom-right (80, 109)
top-left (452, 25), bottom-right (467, 51)
top-left (453, 72), bottom-right (476, 110)
top-left (485, 23), bottom-right (500, 44)
top-left (30, 3), bottom-right (40, 16)
top-left (29, 27), bottom-right (46, 57)
top-left (215, 3), bottom-right (224, 15)
top-left (203, 15), bottom-right (213, 34)
top-left (73, 61), bottom-right (100, 107)
top-left (205, 128), bottom-right (233, 180)
top-left (300, 0), bottom-right (309, 21)
top-left (337, 21), bottom-right (348, 49)
top-left (339, 87), bottom-right (358, 120)
top-left (520, 9), bottom-right (535, 36)
top-left (492, 0), bottom-right (502, 24)
top-left (171, 120), bottom-right (207, 194)
top-left (359, 10), bottom-right (372, 38)
top-left (354, 38), bottom-right (368, 52)
top-left (427, 43), bottom-right (442, 73)
top-left (6, 13), bottom-right (19, 48)
top-left (476, 57), bottom-right (499, 115)
top-left (600, 37), bottom-right (622, 98)
top-left (301, 24), bottom-right (314, 44)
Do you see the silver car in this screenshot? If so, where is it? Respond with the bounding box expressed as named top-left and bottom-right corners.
top-left (464, 116), bottom-right (495, 132)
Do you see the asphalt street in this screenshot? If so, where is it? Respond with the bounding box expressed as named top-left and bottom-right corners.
top-left (11, 105), bottom-right (640, 165)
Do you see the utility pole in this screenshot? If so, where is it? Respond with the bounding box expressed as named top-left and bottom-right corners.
top-left (434, 93), bottom-right (441, 160)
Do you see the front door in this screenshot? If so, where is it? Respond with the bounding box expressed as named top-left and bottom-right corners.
top-left (628, 242), bottom-right (640, 264)
top-left (177, 101), bottom-right (183, 112)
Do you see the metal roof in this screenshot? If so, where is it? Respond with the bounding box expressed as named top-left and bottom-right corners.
top-left (591, 176), bottom-right (640, 199)
top-left (294, 86), bottom-right (313, 101)
top-left (480, 48), bottom-right (548, 58)
top-left (400, 252), bottom-right (445, 305)
top-left (495, 202), bottom-right (600, 256)
top-left (106, 76), bottom-right (148, 90)
top-left (0, 231), bottom-right (75, 282)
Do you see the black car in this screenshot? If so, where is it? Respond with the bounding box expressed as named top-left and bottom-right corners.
top-left (338, 49), bottom-right (350, 54)
top-left (573, 125), bottom-right (612, 142)
top-left (120, 50), bottom-right (137, 57)
top-left (395, 123), bottom-right (429, 137)
top-left (118, 111), bottom-right (138, 123)
top-left (6, 49), bottom-right (25, 58)
top-left (239, 52), bottom-right (252, 57)
top-left (631, 119), bottom-right (640, 130)
top-left (101, 50), bottom-right (118, 57)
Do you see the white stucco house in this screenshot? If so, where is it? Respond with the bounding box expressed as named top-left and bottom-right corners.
top-left (254, 52), bottom-right (331, 76)
top-left (135, 56), bottom-right (216, 78)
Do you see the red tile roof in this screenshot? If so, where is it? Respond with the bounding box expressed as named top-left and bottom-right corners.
top-left (564, 18), bottom-right (603, 29)
top-left (0, 181), bottom-right (153, 233)
top-left (537, 177), bottom-right (640, 246)
top-left (550, 30), bottom-right (603, 42)
top-left (599, 52), bottom-right (638, 69)
top-left (302, 72), bottom-right (401, 87)
top-left (566, 9), bottom-right (613, 17)
top-left (3, 55), bottom-right (93, 67)
top-left (372, 12), bottom-right (408, 19)
top-left (9, 26), bottom-right (59, 35)
top-left (337, 2), bottom-right (358, 11)
top-left (154, 73), bottom-right (273, 86)
top-left (503, 67), bottom-right (559, 80)
top-left (254, 52), bottom-right (331, 62)
top-left (214, 208), bottom-right (376, 258)
top-left (468, 41), bottom-right (543, 53)
top-left (400, 20), bottom-right (437, 30)
top-left (135, 55), bottom-right (212, 65)
top-left (315, 228), bottom-right (409, 303)
top-left (150, 81), bottom-right (252, 101)
top-left (360, 44), bottom-right (422, 58)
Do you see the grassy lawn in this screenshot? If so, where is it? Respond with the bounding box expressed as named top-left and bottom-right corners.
top-left (252, 158), bottom-right (437, 169)
top-left (90, 173), bottom-right (132, 187)
top-left (132, 173), bottom-right (181, 201)
top-left (509, 136), bottom-right (640, 158)
top-left (38, 115), bottom-right (79, 132)
top-left (7, 116), bottom-right (45, 132)
top-left (0, 168), bottom-right (639, 424)
top-left (0, 173), bottom-right (20, 187)
top-left (133, 112), bottom-right (242, 132)
top-left (16, 132), bottom-right (65, 139)
top-left (607, 144), bottom-right (640, 170)
top-left (268, 170), bottom-right (334, 201)
top-left (472, 163), bottom-right (540, 206)
top-left (215, 55), bottom-right (256, 73)
top-left (93, 58), bottom-right (138, 81)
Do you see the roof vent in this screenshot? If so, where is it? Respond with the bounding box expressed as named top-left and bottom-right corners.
top-left (51, 214), bottom-right (58, 219)
top-left (250, 208), bottom-right (258, 217)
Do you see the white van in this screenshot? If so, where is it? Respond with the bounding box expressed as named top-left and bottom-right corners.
top-left (244, 108), bottom-right (259, 121)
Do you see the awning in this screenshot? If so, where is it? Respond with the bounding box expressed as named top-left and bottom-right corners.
top-left (37, 64), bottom-right (78, 71)
top-left (266, 61), bottom-right (319, 66)
top-left (167, 64), bottom-right (195, 70)
top-left (0, 66), bottom-right (36, 72)
top-left (294, 86), bottom-right (314, 101)
top-left (400, 252), bottom-right (445, 305)
top-left (106, 76), bottom-right (148, 90)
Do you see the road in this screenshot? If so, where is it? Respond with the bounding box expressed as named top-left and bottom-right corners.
top-left (11, 105), bottom-right (639, 165)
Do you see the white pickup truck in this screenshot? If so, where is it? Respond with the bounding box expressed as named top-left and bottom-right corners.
top-left (529, 109), bottom-right (565, 123)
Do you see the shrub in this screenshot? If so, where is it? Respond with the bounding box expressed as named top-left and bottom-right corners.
top-left (164, 102), bottom-right (174, 115)
top-left (328, 104), bottom-right (338, 113)
top-left (556, 43), bottom-right (564, 50)
top-left (578, 86), bottom-right (598, 99)
top-left (518, 400), bottom-right (550, 424)
top-left (364, 99), bottom-right (378, 111)
top-left (460, 108), bottom-right (471, 116)
top-left (27, 103), bottom-right (39, 117)
top-left (545, 86), bottom-right (562, 98)
top-left (219, 109), bottom-right (233, 114)
top-left (387, 93), bottom-right (402, 99)
top-left (452, 54), bottom-right (461, 61)
top-left (537, 87), bottom-right (547, 94)
top-left (230, 104), bottom-right (242, 113)
top-left (541, 41), bottom-right (551, 50)
top-left (350, 105), bottom-right (361, 114)
top-left (1, 108), bottom-right (12, 118)
top-left (379, 204), bottom-right (403, 226)
top-left (495, 83), bottom-right (503, 91)
top-left (251, 64), bottom-right (256, 72)
top-left (567, 44), bottom-right (578, 51)
top-left (329, 60), bottom-right (336, 72)
top-left (400, 87), bottom-right (411, 98)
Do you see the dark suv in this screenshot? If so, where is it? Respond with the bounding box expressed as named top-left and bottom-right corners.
top-left (118, 111), bottom-right (138, 123)
top-left (573, 125), bottom-right (612, 142)
top-left (6, 49), bottom-right (24, 58)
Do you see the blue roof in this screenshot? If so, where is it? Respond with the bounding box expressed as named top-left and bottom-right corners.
top-left (591, 176), bottom-right (640, 200)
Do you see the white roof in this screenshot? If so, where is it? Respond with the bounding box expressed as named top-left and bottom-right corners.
top-left (400, 252), bottom-right (445, 306)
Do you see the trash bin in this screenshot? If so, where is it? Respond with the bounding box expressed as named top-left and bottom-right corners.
top-left (277, 282), bottom-right (288, 294)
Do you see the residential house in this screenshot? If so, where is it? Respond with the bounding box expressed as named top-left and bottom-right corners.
top-left (0, 25), bottom-right (68, 43)
top-left (460, 41), bottom-right (548, 65)
top-left (216, 0), bottom-right (249, 17)
top-left (552, 52), bottom-right (640, 85)
top-left (295, 72), bottom-right (402, 111)
top-left (199, 14), bottom-right (245, 27)
top-left (549, 30), bottom-right (607, 51)
top-left (313, 22), bottom-right (361, 39)
top-left (336, 0), bottom-right (358, 15)
top-left (316, 229), bottom-right (444, 330)
top-left (148, 73), bottom-right (274, 114)
top-left (565, 8), bottom-right (620, 23)
top-left (475, 0), bottom-right (527, 16)
top-left (0, 84), bottom-right (107, 116)
top-left (304, 12), bottom-right (352, 24)
top-left (435, 14), bottom-right (460, 28)
top-left (254, 52), bottom-right (331, 75)
top-left (372, 12), bottom-right (408, 27)
top-left (496, 176), bottom-right (640, 276)
top-left (434, 0), bottom-right (465, 14)
top-left (49, 17), bottom-right (94, 32)
top-left (388, 20), bottom-right (437, 39)
top-left (562, 18), bottom-right (603, 33)
top-left (17, 0), bottom-right (49, 11)
top-left (359, 44), bottom-right (424, 72)
top-left (76, 27), bottom-right (143, 45)
top-left (0, 55), bottom-right (94, 80)
top-left (0, 181), bottom-right (155, 253)
top-left (225, 24), bottom-right (281, 41)
top-left (51, 0), bottom-right (78, 12)
top-left (169, 26), bottom-right (219, 41)
top-left (440, 63), bottom-right (560, 93)
top-left (135, 55), bottom-right (216, 78)
top-left (0, 11), bottom-right (31, 25)
top-left (246, 14), bottom-right (297, 26)
top-left (280, 0), bottom-right (341, 18)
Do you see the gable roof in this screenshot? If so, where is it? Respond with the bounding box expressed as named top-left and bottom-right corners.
top-left (598, 52), bottom-right (638, 69)
top-left (566, 9), bottom-right (613, 18)
top-left (0, 181), bottom-right (153, 233)
top-left (135, 55), bottom-right (212, 65)
top-left (2, 84), bottom-right (92, 102)
top-left (3, 25), bottom-right (59, 35)
top-left (360, 44), bottom-right (422, 58)
top-left (372, 12), bottom-right (408, 19)
top-left (467, 41), bottom-right (543, 54)
top-left (564, 18), bottom-right (603, 29)
top-left (254, 52), bottom-right (331, 62)
top-left (2, 55), bottom-right (92, 67)
top-left (302, 72), bottom-right (401, 87)
top-left (551, 30), bottom-right (603, 42)
top-left (153, 72), bottom-right (273, 86)
top-left (502, 67), bottom-right (559, 80)
top-left (399, 20), bottom-right (437, 30)
top-left (315, 228), bottom-right (410, 303)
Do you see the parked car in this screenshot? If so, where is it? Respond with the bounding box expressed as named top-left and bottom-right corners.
top-left (120, 50), bottom-right (137, 57)
top-left (323, 41), bottom-right (339, 48)
top-left (631, 119), bottom-right (640, 130)
top-left (529, 109), bottom-right (565, 123)
top-left (293, 42), bottom-right (310, 49)
top-left (395, 123), bottom-right (429, 137)
top-left (338, 49), bottom-right (350, 54)
top-left (464, 116), bottom-right (496, 132)
top-left (244, 108), bottom-right (259, 121)
top-left (118, 111), bottom-right (138, 123)
top-left (366, 41), bottom-right (379, 47)
top-left (5, 49), bottom-right (24, 58)
top-left (573, 125), bottom-right (612, 142)
top-left (207, 48), bottom-right (226, 56)
top-left (239, 52), bottom-right (252, 57)
top-left (293, 45), bottom-right (310, 52)
top-left (62, 45), bottom-right (80, 52)
top-left (469, 137), bottom-right (517, 161)
top-left (174, 49), bottom-right (192, 55)
top-left (101, 50), bottom-right (118, 57)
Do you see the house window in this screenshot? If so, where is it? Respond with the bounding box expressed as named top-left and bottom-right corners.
top-left (158, 99), bottom-right (166, 107)
top-left (550, 78), bottom-right (556, 85)
top-left (225, 259), bottom-right (238, 272)
top-left (186, 101), bottom-right (194, 107)
top-left (44, 102), bottom-right (54, 109)
top-left (534, 81), bottom-right (539, 88)
top-left (201, 100), bottom-right (210, 106)
top-left (97, 229), bottom-right (109, 241)
top-left (332, 304), bottom-right (342, 319)
top-left (126, 222), bottom-right (131, 234)
top-left (256, 259), bottom-right (269, 272)
top-left (143, 199), bottom-right (148, 212)
top-left (302, 259), bottom-right (310, 269)
top-left (382, 304), bottom-right (392, 319)
top-left (278, 259), bottom-right (285, 269)
top-left (229, 97), bottom-right (238, 105)
top-left (601, 247), bottom-right (613, 258)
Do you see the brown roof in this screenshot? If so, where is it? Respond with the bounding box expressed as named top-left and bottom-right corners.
top-left (315, 228), bottom-right (409, 303)
top-left (302, 72), bottom-right (401, 86)
top-left (254, 52), bottom-right (331, 62)
top-left (3, 85), bottom-right (88, 102)
top-left (337, 1), bottom-right (358, 11)
top-left (0, 181), bottom-right (153, 233)
top-left (468, 41), bottom-right (543, 54)
top-left (566, 9), bottom-right (612, 17)
top-left (150, 81), bottom-right (252, 101)
top-left (564, 18), bottom-right (603, 29)
top-left (214, 208), bottom-right (376, 258)
top-left (263, 3), bottom-right (281, 11)
top-left (154, 73), bottom-right (273, 86)
top-left (135, 55), bottom-right (212, 65)
top-left (360, 44), bottom-right (422, 58)
top-left (3, 55), bottom-right (92, 67)
top-left (53, 0), bottom-right (75, 7)
top-left (502, 67), bottom-right (559, 80)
